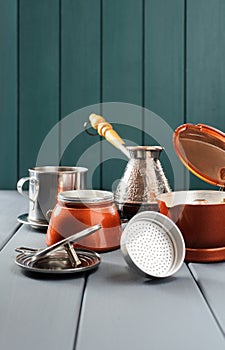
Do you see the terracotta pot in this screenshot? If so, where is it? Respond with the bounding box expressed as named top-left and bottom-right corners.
top-left (46, 190), bottom-right (122, 252)
top-left (157, 190), bottom-right (225, 262)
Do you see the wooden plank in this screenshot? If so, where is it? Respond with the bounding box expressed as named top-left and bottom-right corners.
top-left (145, 0), bottom-right (185, 128)
top-left (0, 0), bottom-right (17, 188)
top-left (187, 0), bottom-right (225, 190)
top-left (0, 223), bottom-right (85, 350)
top-left (102, 0), bottom-right (143, 190)
top-left (61, 0), bottom-right (101, 115)
top-left (144, 0), bottom-right (185, 191)
top-left (19, 0), bottom-right (59, 174)
top-left (0, 191), bottom-right (27, 249)
top-left (76, 250), bottom-right (225, 350)
top-left (189, 263), bottom-right (225, 334)
top-left (60, 0), bottom-right (101, 189)
top-left (102, 0), bottom-right (142, 105)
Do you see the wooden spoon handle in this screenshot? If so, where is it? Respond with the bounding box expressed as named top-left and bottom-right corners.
top-left (89, 113), bottom-right (130, 158)
top-left (89, 113), bottom-right (125, 145)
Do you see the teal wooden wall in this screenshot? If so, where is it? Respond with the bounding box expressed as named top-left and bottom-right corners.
top-left (1, 0), bottom-right (225, 191)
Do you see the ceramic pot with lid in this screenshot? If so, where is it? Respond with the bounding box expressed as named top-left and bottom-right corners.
top-left (157, 123), bottom-right (225, 262)
top-left (46, 190), bottom-right (122, 252)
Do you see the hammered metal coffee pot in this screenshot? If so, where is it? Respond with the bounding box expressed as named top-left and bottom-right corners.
top-left (85, 113), bottom-right (171, 220)
top-left (114, 145), bottom-right (171, 219)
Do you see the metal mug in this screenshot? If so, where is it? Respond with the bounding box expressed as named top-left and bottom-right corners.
top-left (17, 166), bottom-right (88, 224)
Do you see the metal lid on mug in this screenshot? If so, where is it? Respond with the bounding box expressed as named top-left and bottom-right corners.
top-left (173, 123), bottom-right (225, 187)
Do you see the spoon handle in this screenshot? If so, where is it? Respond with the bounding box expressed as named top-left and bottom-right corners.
top-left (89, 113), bottom-right (130, 159)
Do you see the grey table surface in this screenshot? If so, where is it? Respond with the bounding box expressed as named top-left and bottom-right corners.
top-left (0, 190), bottom-right (27, 249)
top-left (0, 191), bottom-right (225, 350)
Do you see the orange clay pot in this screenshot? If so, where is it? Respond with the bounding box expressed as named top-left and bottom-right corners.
top-left (157, 190), bottom-right (225, 262)
top-left (46, 190), bottom-right (122, 252)
top-left (163, 123), bottom-right (225, 262)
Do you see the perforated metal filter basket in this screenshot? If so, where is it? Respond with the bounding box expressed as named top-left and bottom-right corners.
top-left (120, 211), bottom-right (185, 278)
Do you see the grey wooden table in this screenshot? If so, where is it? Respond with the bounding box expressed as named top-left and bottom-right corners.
top-left (0, 191), bottom-right (225, 350)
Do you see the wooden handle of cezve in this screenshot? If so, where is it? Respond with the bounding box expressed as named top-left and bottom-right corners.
top-left (89, 113), bottom-right (130, 158)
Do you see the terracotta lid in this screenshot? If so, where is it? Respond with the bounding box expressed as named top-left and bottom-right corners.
top-left (173, 123), bottom-right (225, 187)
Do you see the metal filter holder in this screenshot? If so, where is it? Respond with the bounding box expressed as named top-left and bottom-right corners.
top-left (120, 211), bottom-right (185, 278)
top-left (15, 225), bottom-right (101, 274)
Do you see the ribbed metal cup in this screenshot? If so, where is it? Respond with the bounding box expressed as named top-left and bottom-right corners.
top-left (17, 166), bottom-right (88, 224)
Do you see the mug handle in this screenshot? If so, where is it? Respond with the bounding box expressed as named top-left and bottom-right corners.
top-left (17, 177), bottom-right (30, 198)
top-left (17, 177), bottom-right (39, 209)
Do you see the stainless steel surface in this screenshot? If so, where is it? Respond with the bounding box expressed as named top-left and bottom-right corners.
top-left (17, 166), bottom-right (88, 224)
top-left (15, 249), bottom-right (101, 274)
top-left (120, 211), bottom-right (185, 278)
top-left (17, 213), bottom-right (48, 229)
top-left (58, 189), bottom-right (113, 204)
top-left (114, 146), bottom-right (171, 219)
